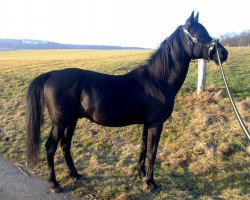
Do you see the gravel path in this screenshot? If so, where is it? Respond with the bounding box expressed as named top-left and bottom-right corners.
top-left (0, 156), bottom-right (79, 200)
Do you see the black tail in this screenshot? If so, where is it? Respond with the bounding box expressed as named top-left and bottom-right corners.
top-left (26, 71), bottom-right (54, 167)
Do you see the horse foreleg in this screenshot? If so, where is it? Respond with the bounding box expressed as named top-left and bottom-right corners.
top-left (60, 120), bottom-right (83, 180)
top-left (145, 123), bottom-right (163, 193)
top-left (45, 124), bottom-right (64, 192)
top-left (137, 124), bottom-right (148, 178)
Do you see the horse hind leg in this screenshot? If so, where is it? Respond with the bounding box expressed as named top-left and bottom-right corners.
top-left (60, 119), bottom-right (83, 180)
top-left (45, 124), bottom-right (65, 192)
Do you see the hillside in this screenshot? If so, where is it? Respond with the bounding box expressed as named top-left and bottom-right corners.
top-left (0, 39), bottom-right (148, 50)
top-left (0, 48), bottom-right (249, 199)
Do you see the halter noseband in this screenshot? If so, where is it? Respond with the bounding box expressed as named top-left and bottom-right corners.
top-left (181, 25), bottom-right (218, 59)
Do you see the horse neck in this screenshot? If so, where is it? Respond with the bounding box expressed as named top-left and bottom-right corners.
top-left (146, 28), bottom-right (191, 93)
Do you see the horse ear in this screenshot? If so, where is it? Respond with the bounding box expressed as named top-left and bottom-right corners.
top-left (185, 11), bottom-right (195, 27)
top-left (194, 12), bottom-right (199, 22)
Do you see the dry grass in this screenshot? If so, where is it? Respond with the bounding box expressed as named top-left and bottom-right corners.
top-left (0, 48), bottom-right (249, 199)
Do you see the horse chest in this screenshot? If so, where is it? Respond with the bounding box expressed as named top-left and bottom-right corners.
top-left (146, 97), bottom-right (175, 123)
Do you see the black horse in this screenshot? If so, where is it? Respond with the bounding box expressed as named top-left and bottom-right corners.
top-left (26, 12), bottom-right (228, 193)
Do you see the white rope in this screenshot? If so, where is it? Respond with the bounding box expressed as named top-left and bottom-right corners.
top-left (216, 45), bottom-right (250, 141)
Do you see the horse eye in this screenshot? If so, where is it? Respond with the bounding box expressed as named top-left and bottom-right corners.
top-left (205, 44), bottom-right (210, 48)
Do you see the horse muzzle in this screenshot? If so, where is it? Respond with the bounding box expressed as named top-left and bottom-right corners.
top-left (210, 42), bottom-right (228, 64)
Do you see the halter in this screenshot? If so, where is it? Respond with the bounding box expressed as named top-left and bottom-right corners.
top-left (181, 25), bottom-right (218, 59)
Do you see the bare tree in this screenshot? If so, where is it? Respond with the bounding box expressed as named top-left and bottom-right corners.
top-left (220, 30), bottom-right (250, 47)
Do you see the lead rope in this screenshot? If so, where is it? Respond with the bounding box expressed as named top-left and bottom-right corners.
top-left (215, 45), bottom-right (250, 141)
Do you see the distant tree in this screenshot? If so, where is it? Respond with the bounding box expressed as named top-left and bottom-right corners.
top-left (240, 30), bottom-right (250, 46)
top-left (220, 33), bottom-right (231, 47)
top-left (220, 30), bottom-right (250, 47)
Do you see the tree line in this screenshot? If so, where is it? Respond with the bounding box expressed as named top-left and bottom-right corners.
top-left (219, 30), bottom-right (250, 47)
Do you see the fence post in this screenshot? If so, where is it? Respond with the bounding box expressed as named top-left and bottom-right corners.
top-left (197, 59), bottom-right (207, 95)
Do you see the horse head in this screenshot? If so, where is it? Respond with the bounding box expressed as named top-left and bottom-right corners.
top-left (181, 11), bottom-right (228, 64)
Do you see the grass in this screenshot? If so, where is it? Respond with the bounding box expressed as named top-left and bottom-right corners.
top-left (0, 48), bottom-right (249, 199)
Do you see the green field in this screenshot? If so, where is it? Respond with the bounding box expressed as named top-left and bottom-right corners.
top-left (0, 48), bottom-right (249, 199)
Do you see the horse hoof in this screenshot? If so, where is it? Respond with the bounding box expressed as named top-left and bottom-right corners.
top-left (71, 173), bottom-right (84, 181)
top-left (147, 183), bottom-right (161, 193)
top-left (50, 186), bottom-right (63, 193)
top-left (75, 174), bottom-right (84, 181)
top-left (153, 185), bottom-right (161, 193)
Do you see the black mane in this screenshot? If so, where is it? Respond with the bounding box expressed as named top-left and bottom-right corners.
top-left (145, 26), bottom-right (188, 80)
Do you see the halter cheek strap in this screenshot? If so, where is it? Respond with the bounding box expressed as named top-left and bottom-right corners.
top-left (181, 25), bottom-right (218, 60)
top-left (182, 26), bottom-right (198, 44)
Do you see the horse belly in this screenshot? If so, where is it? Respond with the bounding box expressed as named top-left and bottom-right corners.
top-left (80, 92), bottom-right (145, 127)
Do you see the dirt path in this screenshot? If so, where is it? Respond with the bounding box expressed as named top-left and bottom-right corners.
top-left (0, 156), bottom-right (79, 200)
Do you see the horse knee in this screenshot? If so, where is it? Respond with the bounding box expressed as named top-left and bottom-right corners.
top-left (45, 147), bottom-right (56, 158)
top-left (61, 143), bottom-right (71, 155)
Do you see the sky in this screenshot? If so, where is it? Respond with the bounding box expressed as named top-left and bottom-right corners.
top-left (0, 0), bottom-right (249, 48)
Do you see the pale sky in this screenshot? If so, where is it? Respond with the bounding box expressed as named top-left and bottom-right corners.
top-left (0, 0), bottom-right (249, 48)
